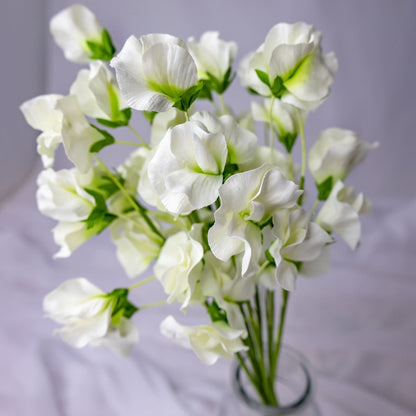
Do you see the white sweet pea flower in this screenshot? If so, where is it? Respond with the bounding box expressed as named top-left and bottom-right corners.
top-left (37, 168), bottom-right (95, 222)
top-left (44, 278), bottom-right (139, 357)
top-left (110, 216), bottom-right (161, 278)
top-left (50, 5), bottom-right (115, 63)
top-left (187, 31), bottom-right (237, 85)
top-left (150, 108), bottom-right (187, 146)
top-left (148, 121), bottom-right (227, 215)
top-left (308, 128), bottom-right (378, 186)
top-left (53, 221), bottom-right (98, 258)
top-left (191, 112), bottom-right (257, 165)
top-left (200, 252), bottom-right (254, 330)
top-left (208, 164), bottom-right (301, 278)
top-left (269, 209), bottom-right (333, 291)
top-left (251, 98), bottom-right (307, 152)
top-left (239, 146), bottom-right (294, 180)
top-left (316, 181), bottom-right (372, 250)
top-left (160, 316), bottom-right (247, 365)
top-left (70, 61), bottom-right (128, 123)
top-left (111, 34), bottom-right (198, 112)
top-left (239, 22), bottom-right (338, 110)
top-left (20, 94), bottom-right (64, 168)
top-left (154, 230), bottom-right (203, 309)
top-left (56, 96), bottom-right (104, 173)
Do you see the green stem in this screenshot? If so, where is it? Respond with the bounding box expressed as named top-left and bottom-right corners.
top-left (93, 155), bottom-right (165, 243)
top-left (266, 290), bottom-right (275, 390)
top-left (189, 210), bottom-right (200, 224)
top-left (219, 94), bottom-right (227, 115)
top-left (236, 352), bottom-right (266, 403)
top-left (238, 304), bottom-right (267, 402)
top-left (139, 300), bottom-right (167, 310)
top-left (310, 198), bottom-right (320, 217)
top-left (129, 275), bottom-right (156, 291)
top-left (271, 289), bottom-right (290, 385)
top-left (269, 97), bottom-right (276, 163)
top-left (287, 153), bottom-right (294, 181)
top-left (128, 125), bottom-right (150, 148)
top-left (295, 108), bottom-right (306, 204)
top-left (184, 110), bottom-right (190, 121)
top-left (115, 140), bottom-right (142, 147)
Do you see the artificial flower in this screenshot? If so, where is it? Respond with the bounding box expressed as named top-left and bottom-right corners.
top-left (239, 22), bottom-right (337, 110)
top-left (308, 128), bottom-right (378, 188)
top-left (190, 111), bottom-right (257, 165)
top-left (154, 230), bottom-right (203, 309)
top-left (44, 278), bottom-right (139, 357)
top-left (269, 209), bottom-right (333, 290)
top-left (70, 61), bottom-right (128, 123)
top-left (316, 180), bottom-right (372, 249)
top-left (160, 315), bottom-right (247, 365)
top-left (148, 121), bottom-right (227, 214)
top-left (188, 31), bottom-right (237, 89)
top-left (110, 216), bottom-right (161, 278)
top-left (56, 96), bottom-right (105, 173)
top-left (52, 221), bottom-right (99, 258)
top-left (111, 34), bottom-right (198, 112)
top-left (36, 168), bottom-right (95, 222)
top-left (20, 94), bottom-right (63, 168)
top-left (50, 4), bottom-right (114, 63)
top-left (251, 98), bottom-right (306, 152)
top-left (208, 164), bottom-right (301, 278)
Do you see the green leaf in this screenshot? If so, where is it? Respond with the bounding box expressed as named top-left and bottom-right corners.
top-left (197, 80), bottom-right (213, 101)
top-left (271, 76), bottom-right (285, 98)
top-left (317, 176), bottom-right (333, 201)
top-left (109, 288), bottom-right (139, 325)
top-left (89, 124), bottom-right (115, 153)
top-left (143, 111), bottom-right (158, 124)
top-left (206, 300), bottom-right (228, 323)
top-left (265, 249), bottom-right (275, 265)
top-left (83, 188), bottom-right (116, 232)
top-left (96, 108), bottom-right (132, 128)
top-left (86, 28), bottom-right (116, 61)
top-left (255, 69), bottom-right (270, 87)
top-left (222, 163), bottom-right (238, 182)
top-left (173, 82), bottom-right (203, 112)
top-left (278, 132), bottom-right (298, 153)
top-left (247, 87), bottom-right (260, 96)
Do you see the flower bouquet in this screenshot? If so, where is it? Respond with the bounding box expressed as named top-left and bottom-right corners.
top-left (21, 4), bottom-right (377, 412)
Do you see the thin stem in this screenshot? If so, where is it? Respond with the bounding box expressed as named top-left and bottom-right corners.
top-left (238, 304), bottom-right (267, 402)
top-left (93, 155), bottom-right (165, 243)
top-left (128, 125), bottom-right (150, 148)
top-left (254, 260), bottom-right (270, 280)
top-left (129, 275), bottom-right (156, 291)
top-left (115, 140), bottom-right (142, 147)
top-left (236, 353), bottom-right (266, 403)
top-left (189, 210), bottom-right (200, 224)
top-left (271, 289), bottom-right (290, 385)
top-left (310, 198), bottom-right (320, 217)
top-left (269, 97), bottom-right (275, 163)
top-left (139, 300), bottom-right (167, 310)
top-left (184, 110), bottom-right (190, 121)
top-left (295, 108), bottom-right (306, 201)
top-left (148, 211), bottom-right (191, 229)
top-left (266, 290), bottom-right (275, 384)
top-left (287, 153), bottom-right (294, 181)
top-left (219, 94), bottom-right (227, 115)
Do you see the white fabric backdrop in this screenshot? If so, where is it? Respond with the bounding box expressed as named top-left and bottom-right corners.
top-left (1, 0), bottom-right (416, 414)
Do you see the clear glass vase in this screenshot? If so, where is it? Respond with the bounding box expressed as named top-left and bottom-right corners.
top-left (217, 346), bottom-right (320, 416)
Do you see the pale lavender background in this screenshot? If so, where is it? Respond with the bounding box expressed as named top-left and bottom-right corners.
top-left (1, 1), bottom-right (416, 415)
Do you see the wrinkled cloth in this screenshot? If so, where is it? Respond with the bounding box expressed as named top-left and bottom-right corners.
top-left (0, 172), bottom-right (415, 416)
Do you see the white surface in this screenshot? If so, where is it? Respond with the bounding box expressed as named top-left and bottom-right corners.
top-left (0, 170), bottom-right (415, 415)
